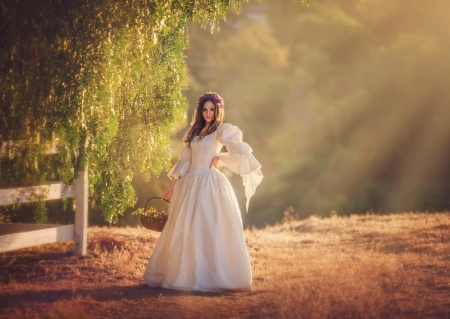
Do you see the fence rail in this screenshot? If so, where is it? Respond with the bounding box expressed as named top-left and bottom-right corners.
top-left (0, 224), bottom-right (75, 252)
top-left (0, 143), bottom-right (87, 255)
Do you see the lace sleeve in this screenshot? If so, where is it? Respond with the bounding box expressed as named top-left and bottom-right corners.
top-left (167, 126), bottom-right (192, 180)
top-left (217, 123), bottom-right (264, 212)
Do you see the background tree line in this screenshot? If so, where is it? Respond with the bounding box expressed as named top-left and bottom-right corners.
top-left (182, 0), bottom-right (450, 226)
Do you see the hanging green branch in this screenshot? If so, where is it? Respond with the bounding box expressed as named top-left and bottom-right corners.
top-left (0, 0), bottom-right (310, 224)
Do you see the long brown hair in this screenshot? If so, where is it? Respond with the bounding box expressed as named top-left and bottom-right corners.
top-left (185, 92), bottom-right (225, 144)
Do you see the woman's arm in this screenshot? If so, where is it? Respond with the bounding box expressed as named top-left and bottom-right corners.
top-left (217, 123), bottom-right (263, 212)
top-left (210, 155), bottom-right (220, 168)
top-left (161, 177), bottom-right (178, 202)
top-left (167, 126), bottom-right (192, 180)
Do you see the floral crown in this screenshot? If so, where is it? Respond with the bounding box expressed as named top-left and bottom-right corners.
top-left (197, 93), bottom-right (224, 109)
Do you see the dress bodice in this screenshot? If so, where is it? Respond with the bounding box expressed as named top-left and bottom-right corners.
top-left (188, 131), bottom-right (222, 175)
top-left (167, 123), bottom-right (263, 212)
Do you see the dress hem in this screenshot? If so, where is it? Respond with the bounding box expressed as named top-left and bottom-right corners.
top-left (145, 282), bottom-right (253, 293)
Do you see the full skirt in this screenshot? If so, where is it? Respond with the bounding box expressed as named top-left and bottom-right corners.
top-left (144, 169), bottom-right (253, 292)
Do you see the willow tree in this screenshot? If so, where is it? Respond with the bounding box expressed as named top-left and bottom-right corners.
top-left (0, 0), bottom-right (252, 223)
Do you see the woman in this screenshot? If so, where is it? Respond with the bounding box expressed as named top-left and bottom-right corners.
top-left (144, 92), bottom-right (263, 292)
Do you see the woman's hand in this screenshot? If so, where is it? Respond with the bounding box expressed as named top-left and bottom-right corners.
top-left (161, 178), bottom-right (178, 202)
top-left (210, 155), bottom-right (220, 169)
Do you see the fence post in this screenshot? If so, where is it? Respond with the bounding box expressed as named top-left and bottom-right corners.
top-left (74, 170), bottom-right (88, 256)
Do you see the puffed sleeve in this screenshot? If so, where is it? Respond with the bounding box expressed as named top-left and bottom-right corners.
top-left (167, 126), bottom-right (192, 180)
top-left (217, 123), bottom-right (264, 212)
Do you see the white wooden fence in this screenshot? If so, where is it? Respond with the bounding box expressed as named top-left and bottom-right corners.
top-left (0, 143), bottom-right (87, 255)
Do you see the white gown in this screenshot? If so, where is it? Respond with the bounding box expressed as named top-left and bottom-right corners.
top-left (144, 123), bottom-right (263, 292)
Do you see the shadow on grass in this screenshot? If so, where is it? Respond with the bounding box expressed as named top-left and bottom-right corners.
top-left (1, 283), bottom-right (261, 309)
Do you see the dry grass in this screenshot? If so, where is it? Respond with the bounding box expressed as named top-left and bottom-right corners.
top-left (1, 212), bottom-right (450, 318)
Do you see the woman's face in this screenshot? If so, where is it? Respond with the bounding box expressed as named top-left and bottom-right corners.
top-left (202, 100), bottom-right (216, 124)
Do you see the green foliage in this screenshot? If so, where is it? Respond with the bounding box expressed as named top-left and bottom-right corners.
top-left (25, 187), bottom-right (50, 224)
top-left (0, 0), bottom-right (266, 223)
top-left (131, 207), bottom-right (145, 216)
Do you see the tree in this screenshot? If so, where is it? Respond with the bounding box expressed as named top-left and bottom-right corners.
top-left (0, 0), bottom-right (257, 223)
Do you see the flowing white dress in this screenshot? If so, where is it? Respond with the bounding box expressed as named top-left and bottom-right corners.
top-left (144, 123), bottom-right (263, 292)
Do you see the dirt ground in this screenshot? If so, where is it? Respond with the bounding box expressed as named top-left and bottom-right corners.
top-left (1, 212), bottom-right (450, 318)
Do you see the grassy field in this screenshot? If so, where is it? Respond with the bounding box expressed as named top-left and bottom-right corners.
top-left (1, 212), bottom-right (449, 318)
